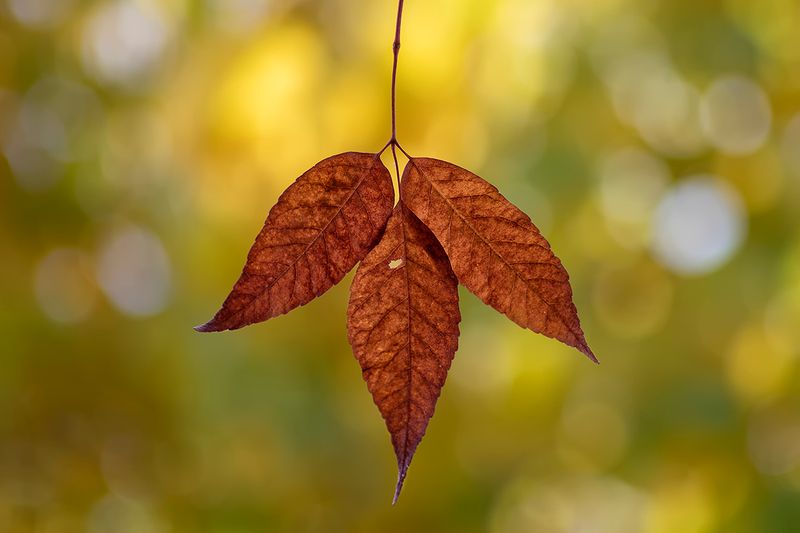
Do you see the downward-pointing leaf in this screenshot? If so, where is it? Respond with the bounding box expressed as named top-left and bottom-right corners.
top-left (347, 202), bottom-right (460, 503)
top-left (197, 152), bottom-right (394, 332)
top-left (401, 157), bottom-right (596, 362)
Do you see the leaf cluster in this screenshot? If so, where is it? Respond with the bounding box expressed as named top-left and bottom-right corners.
top-left (197, 150), bottom-right (595, 502)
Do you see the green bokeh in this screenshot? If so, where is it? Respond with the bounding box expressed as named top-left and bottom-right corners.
top-left (2, 0), bottom-right (800, 531)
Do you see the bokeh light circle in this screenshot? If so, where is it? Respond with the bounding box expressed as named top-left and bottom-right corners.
top-left (600, 51), bottom-right (706, 157)
top-left (34, 248), bottom-right (97, 324)
top-left (700, 75), bottom-right (772, 156)
top-left (208, 0), bottom-right (273, 33)
top-left (97, 226), bottom-right (172, 317)
top-left (491, 476), bottom-right (647, 533)
top-left (81, 1), bottom-right (173, 86)
top-left (598, 148), bottom-right (669, 249)
top-left (651, 176), bottom-right (746, 275)
top-left (599, 148), bottom-right (669, 224)
top-left (7, 0), bottom-right (73, 28)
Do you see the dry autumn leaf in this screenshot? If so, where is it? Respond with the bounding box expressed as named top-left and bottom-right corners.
top-left (401, 157), bottom-right (596, 363)
top-left (196, 152), bottom-right (394, 332)
top-left (197, 0), bottom-right (596, 504)
top-left (347, 202), bottom-right (460, 503)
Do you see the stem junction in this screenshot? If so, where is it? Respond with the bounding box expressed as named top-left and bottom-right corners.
top-left (378, 0), bottom-right (411, 188)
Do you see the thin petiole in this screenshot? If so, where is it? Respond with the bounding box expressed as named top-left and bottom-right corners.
top-left (390, 0), bottom-right (405, 142)
top-left (379, 0), bottom-right (408, 192)
top-left (391, 143), bottom-right (401, 190)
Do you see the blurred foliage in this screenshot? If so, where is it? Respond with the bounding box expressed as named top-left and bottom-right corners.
top-left (1, 0), bottom-right (800, 531)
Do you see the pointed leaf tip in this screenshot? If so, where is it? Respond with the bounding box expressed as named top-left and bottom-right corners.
top-left (193, 320), bottom-right (219, 333)
top-left (392, 464), bottom-right (409, 505)
top-left (347, 203), bottom-right (461, 506)
top-left (582, 344), bottom-right (599, 364)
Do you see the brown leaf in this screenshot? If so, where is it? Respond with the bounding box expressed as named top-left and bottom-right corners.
top-left (347, 202), bottom-right (460, 503)
top-left (197, 152), bottom-right (394, 332)
top-left (401, 157), bottom-right (596, 362)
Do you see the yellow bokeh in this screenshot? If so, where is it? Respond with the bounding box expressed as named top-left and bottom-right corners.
top-left (645, 474), bottom-right (717, 533)
top-left (2, 0), bottom-right (800, 530)
top-left (726, 323), bottom-right (796, 406)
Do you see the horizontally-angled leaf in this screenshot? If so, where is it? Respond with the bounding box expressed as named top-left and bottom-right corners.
top-left (401, 157), bottom-right (596, 362)
top-left (197, 152), bottom-right (394, 332)
top-left (347, 202), bottom-right (460, 503)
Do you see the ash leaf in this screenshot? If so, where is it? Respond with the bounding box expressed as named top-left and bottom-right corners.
top-left (401, 157), bottom-right (596, 363)
top-left (347, 202), bottom-right (461, 503)
top-left (197, 152), bottom-right (394, 332)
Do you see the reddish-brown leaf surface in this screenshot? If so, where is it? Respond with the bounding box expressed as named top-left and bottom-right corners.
top-left (347, 202), bottom-right (460, 503)
top-left (401, 157), bottom-right (596, 362)
top-left (197, 152), bottom-right (394, 332)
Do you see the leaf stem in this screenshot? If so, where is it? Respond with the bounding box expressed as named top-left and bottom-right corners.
top-left (375, 1), bottom-right (410, 186)
top-left (388, 0), bottom-right (407, 189)
top-left (395, 142), bottom-right (411, 160)
top-left (391, 143), bottom-right (401, 187)
top-left (391, 0), bottom-right (404, 143)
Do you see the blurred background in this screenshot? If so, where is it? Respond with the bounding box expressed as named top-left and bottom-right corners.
top-left (1, 0), bottom-right (800, 531)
